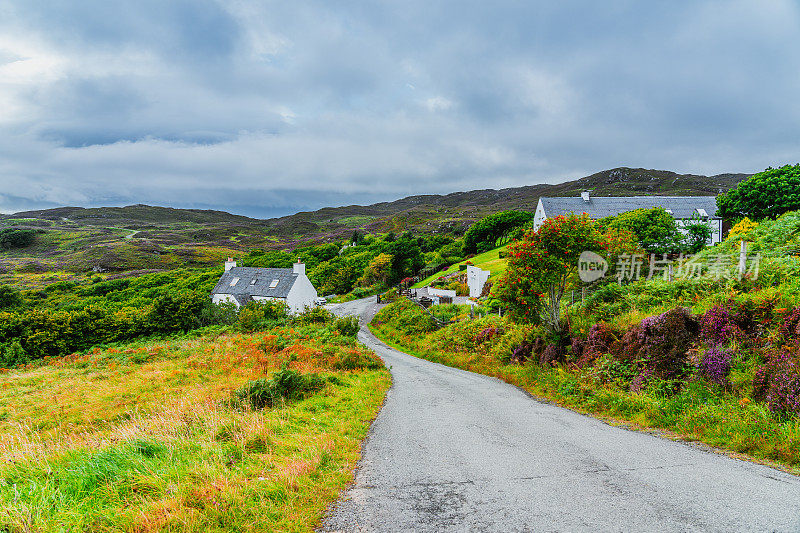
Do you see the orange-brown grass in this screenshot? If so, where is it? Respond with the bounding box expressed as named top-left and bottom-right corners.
top-left (0, 326), bottom-right (389, 532)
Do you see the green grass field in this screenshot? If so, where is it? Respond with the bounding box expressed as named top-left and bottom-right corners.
top-left (413, 245), bottom-right (508, 288)
top-left (0, 327), bottom-right (390, 532)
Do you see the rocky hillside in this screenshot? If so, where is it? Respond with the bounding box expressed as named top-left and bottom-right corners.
top-left (1, 167), bottom-right (748, 277)
top-left (265, 167), bottom-right (748, 237)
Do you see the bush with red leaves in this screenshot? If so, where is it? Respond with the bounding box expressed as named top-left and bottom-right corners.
top-left (540, 343), bottom-right (564, 366)
top-left (576, 322), bottom-right (622, 368)
top-left (753, 343), bottom-right (800, 415)
top-left (628, 307), bottom-right (698, 380)
top-left (780, 307), bottom-right (800, 340)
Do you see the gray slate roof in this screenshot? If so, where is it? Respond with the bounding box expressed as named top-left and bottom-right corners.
top-left (212, 267), bottom-right (298, 299)
top-left (540, 196), bottom-right (719, 219)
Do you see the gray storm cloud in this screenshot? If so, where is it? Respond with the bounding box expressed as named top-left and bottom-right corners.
top-left (1, 0), bottom-right (799, 217)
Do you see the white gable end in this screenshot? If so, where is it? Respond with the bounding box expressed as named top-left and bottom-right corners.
top-left (285, 272), bottom-right (318, 314)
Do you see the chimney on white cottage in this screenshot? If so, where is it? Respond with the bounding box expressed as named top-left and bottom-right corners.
top-left (224, 257), bottom-right (237, 271)
top-left (580, 190), bottom-right (591, 203)
top-left (293, 262), bottom-right (306, 275)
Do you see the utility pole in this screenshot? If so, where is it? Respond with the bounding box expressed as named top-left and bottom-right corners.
top-left (738, 240), bottom-right (747, 280)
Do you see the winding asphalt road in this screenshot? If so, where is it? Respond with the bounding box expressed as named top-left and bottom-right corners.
top-left (321, 298), bottom-right (800, 532)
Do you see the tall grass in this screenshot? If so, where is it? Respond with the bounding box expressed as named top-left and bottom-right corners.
top-left (0, 327), bottom-right (390, 531)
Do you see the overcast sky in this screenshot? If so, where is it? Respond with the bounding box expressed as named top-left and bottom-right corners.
top-left (1, 1), bottom-right (799, 218)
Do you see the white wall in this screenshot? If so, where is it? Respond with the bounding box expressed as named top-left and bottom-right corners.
top-left (286, 273), bottom-right (318, 314)
top-left (676, 218), bottom-right (722, 245)
top-left (212, 293), bottom-right (238, 306)
top-left (466, 265), bottom-right (491, 297)
top-left (428, 288), bottom-right (456, 299)
top-left (213, 293), bottom-right (289, 310)
top-left (533, 199), bottom-right (546, 231)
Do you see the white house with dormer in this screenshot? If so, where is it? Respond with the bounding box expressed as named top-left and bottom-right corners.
top-left (211, 259), bottom-right (318, 314)
top-left (533, 192), bottom-right (722, 244)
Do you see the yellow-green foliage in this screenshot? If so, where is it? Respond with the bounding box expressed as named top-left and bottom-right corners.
top-left (727, 217), bottom-right (758, 238)
top-left (0, 326), bottom-right (389, 532)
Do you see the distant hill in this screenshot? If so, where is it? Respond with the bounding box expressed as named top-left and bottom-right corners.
top-left (264, 167), bottom-right (749, 236)
top-left (8, 204), bottom-right (260, 225)
top-left (0, 167), bottom-right (749, 277)
top-left (4, 167), bottom-right (749, 240)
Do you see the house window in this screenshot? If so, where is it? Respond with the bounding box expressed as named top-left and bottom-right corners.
top-left (665, 209), bottom-right (673, 215)
top-left (696, 208), bottom-right (708, 218)
top-left (269, 279), bottom-right (280, 288)
top-left (229, 277), bottom-right (240, 287)
top-left (250, 278), bottom-right (258, 285)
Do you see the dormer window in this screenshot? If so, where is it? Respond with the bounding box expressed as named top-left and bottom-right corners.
top-left (665, 209), bottom-right (673, 215)
top-left (229, 277), bottom-right (240, 287)
top-left (250, 278), bottom-right (258, 285)
top-left (269, 279), bottom-right (280, 288)
top-left (696, 208), bottom-right (708, 218)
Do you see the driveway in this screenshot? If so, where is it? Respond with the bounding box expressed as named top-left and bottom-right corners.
top-left (322, 297), bottom-right (800, 532)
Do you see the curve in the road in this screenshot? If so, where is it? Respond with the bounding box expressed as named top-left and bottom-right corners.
top-left (322, 298), bottom-right (800, 532)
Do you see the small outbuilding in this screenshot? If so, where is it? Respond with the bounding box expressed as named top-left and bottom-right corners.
top-left (211, 259), bottom-right (318, 314)
top-left (466, 265), bottom-right (491, 297)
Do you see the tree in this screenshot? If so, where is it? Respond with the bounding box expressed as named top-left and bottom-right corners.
top-left (717, 164), bottom-right (800, 220)
top-left (361, 253), bottom-right (393, 287)
top-left (494, 214), bottom-right (604, 332)
top-left (351, 230), bottom-right (365, 245)
top-left (386, 236), bottom-right (423, 284)
top-left (463, 211), bottom-right (534, 254)
top-left (0, 286), bottom-right (21, 310)
top-left (0, 229), bottom-right (36, 250)
top-left (148, 290), bottom-right (208, 333)
top-left (607, 207), bottom-right (682, 255)
top-left (682, 219), bottom-right (712, 254)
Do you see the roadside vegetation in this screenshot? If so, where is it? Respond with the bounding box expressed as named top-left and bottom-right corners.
top-left (0, 308), bottom-right (388, 531)
top-left (372, 165), bottom-right (800, 472)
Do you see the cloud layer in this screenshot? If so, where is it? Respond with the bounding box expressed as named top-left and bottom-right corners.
top-left (1, 1), bottom-right (799, 217)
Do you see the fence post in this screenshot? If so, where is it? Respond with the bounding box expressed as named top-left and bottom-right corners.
top-left (738, 240), bottom-right (747, 280)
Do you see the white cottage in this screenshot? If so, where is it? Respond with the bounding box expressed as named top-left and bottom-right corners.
top-left (533, 193), bottom-right (723, 245)
top-left (211, 259), bottom-right (318, 314)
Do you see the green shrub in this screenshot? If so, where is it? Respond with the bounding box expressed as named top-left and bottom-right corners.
top-left (0, 228), bottom-right (36, 249)
top-left (331, 350), bottom-right (383, 371)
top-left (0, 340), bottom-right (29, 368)
top-left (294, 306), bottom-right (335, 326)
top-left (334, 316), bottom-right (360, 336)
top-left (584, 283), bottom-right (625, 312)
top-left (380, 288), bottom-right (399, 303)
top-left (234, 365), bottom-right (325, 409)
top-left (0, 286), bottom-right (21, 310)
top-left (717, 164), bottom-right (800, 220)
top-left (463, 210), bottom-right (534, 254)
top-left (148, 291), bottom-right (209, 333)
top-left (372, 299), bottom-right (436, 334)
top-left (198, 300), bottom-right (238, 327)
top-left (238, 300), bottom-right (289, 332)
